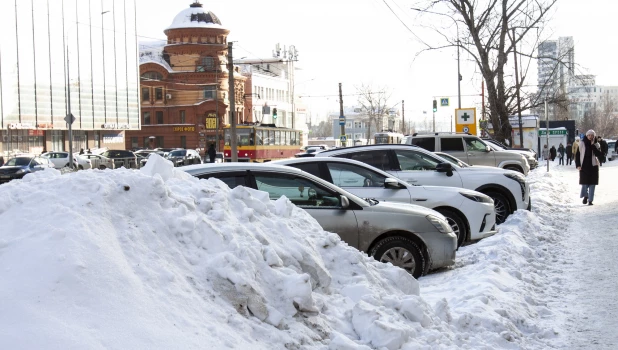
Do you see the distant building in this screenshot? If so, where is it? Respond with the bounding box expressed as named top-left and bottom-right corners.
top-left (537, 37), bottom-right (574, 119)
top-left (568, 76), bottom-right (618, 121)
top-left (329, 106), bottom-right (401, 143)
top-left (0, 0), bottom-right (140, 155)
top-left (126, 1), bottom-right (245, 153)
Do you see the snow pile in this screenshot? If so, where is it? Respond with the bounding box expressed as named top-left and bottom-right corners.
top-left (0, 157), bottom-right (455, 349)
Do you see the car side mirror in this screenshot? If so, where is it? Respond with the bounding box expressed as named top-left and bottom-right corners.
top-left (384, 177), bottom-right (403, 189)
top-left (485, 145), bottom-right (492, 152)
top-left (340, 195), bottom-right (350, 209)
top-left (435, 162), bottom-right (454, 177)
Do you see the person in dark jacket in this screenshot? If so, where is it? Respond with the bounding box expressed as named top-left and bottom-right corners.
top-left (566, 142), bottom-right (573, 165)
top-left (550, 145), bottom-right (557, 161)
top-left (557, 143), bottom-right (565, 165)
top-left (576, 129), bottom-right (603, 205)
top-left (597, 136), bottom-right (608, 166)
top-left (208, 143), bottom-right (217, 163)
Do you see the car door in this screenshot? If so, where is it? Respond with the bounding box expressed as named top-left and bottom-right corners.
top-left (440, 137), bottom-right (469, 164)
top-left (250, 172), bottom-right (360, 248)
top-left (464, 137), bottom-right (496, 166)
top-left (391, 148), bottom-right (464, 188)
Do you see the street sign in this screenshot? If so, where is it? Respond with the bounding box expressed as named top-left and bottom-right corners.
top-left (340, 134), bottom-right (347, 143)
top-left (339, 116), bottom-right (346, 126)
top-left (454, 108), bottom-right (477, 135)
top-left (64, 113), bottom-right (75, 125)
top-left (538, 129), bottom-right (568, 136)
top-left (440, 98), bottom-right (449, 107)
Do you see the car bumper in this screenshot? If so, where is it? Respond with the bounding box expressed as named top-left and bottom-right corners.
top-left (462, 202), bottom-right (498, 241)
top-left (422, 231), bottom-right (457, 271)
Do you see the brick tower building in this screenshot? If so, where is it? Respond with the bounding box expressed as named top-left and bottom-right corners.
top-left (127, 1), bottom-right (245, 155)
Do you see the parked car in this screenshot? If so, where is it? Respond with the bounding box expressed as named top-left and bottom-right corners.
top-left (0, 156), bottom-right (54, 184)
top-left (481, 138), bottom-right (538, 169)
top-left (81, 154), bottom-right (115, 170)
top-left (140, 151), bottom-right (166, 167)
top-left (316, 144), bottom-right (530, 225)
top-left (181, 163), bottom-right (457, 278)
top-left (41, 151), bottom-right (92, 170)
top-left (294, 147), bottom-right (325, 158)
top-left (154, 148), bottom-right (182, 157)
top-left (403, 133), bottom-right (530, 175)
top-left (165, 149), bottom-right (202, 167)
top-left (204, 152), bottom-right (224, 163)
top-left (100, 150), bottom-right (138, 169)
top-left (274, 157), bottom-right (497, 247)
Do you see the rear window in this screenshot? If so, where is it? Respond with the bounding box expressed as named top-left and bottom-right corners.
top-left (102, 150), bottom-right (134, 158)
top-left (441, 138), bottom-right (465, 151)
top-left (411, 137), bottom-right (435, 152)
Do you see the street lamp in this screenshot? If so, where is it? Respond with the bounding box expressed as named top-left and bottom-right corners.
top-left (411, 8), bottom-right (462, 109)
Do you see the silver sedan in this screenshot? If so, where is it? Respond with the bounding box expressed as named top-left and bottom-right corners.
top-left (182, 163), bottom-right (457, 278)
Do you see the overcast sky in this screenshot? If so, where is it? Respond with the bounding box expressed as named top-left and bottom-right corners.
top-left (135, 0), bottom-right (618, 128)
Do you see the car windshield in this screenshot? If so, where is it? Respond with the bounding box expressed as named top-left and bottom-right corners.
top-left (5, 157), bottom-right (32, 166)
top-left (168, 150), bottom-right (186, 157)
top-left (436, 153), bottom-right (466, 168)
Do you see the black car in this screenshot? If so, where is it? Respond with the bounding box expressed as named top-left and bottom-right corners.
top-left (0, 156), bottom-right (54, 184)
top-left (165, 149), bottom-right (202, 167)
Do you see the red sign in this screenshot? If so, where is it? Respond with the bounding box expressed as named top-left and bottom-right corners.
top-left (28, 130), bottom-right (44, 136)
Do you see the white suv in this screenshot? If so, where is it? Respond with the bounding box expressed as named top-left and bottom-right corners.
top-left (403, 133), bottom-right (530, 175)
top-left (316, 144), bottom-right (530, 225)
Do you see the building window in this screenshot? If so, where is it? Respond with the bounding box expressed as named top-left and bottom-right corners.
top-left (142, 88), bottom-right (150, 101)
top-left (197, 56), bottom-right (214, 72)
top-left (155, 87), bottom-right (163, 100)
top-left (143, 111), bottom-right (151, 125)
top-left (180, 136), bottom-right (186, 149)
top-left (180, 110), bottom-right (186, 124)
top-left (156, 111), bottom-right (164, 124)
top-left (203, 86), bottom-right (216, 99)
top-left (143, 136), bottom-right (150, 148)
top-left (140, 71), bottom-right (162, 81)
top-left (131, 137), bottom-right (138, 149)
top-left (155, 136), bottom-right (164, 148)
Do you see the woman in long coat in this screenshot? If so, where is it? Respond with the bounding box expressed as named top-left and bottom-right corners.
top-left (576, 129), bottom-right (603, 205)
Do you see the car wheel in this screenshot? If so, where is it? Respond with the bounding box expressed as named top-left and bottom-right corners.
top-left (435, 208), bottom-right (467, 248)
top-left (99, 165), bottom-right (107, 170)
top-left (504, 165), bottom-right (523, 174)
top-left (485, 191), bottom-right (511, 225)
top-left (78, 165), bottom-right (84, 170)
top-left (370, 237), bottom-right (425, 278)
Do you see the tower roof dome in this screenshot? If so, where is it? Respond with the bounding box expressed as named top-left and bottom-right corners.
top-left (165, 1), bottom-right (225, 33)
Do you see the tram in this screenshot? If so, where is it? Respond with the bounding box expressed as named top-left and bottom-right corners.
top-left (223, 123), bottom-right (302, 162)
top-left (373, 132), bottom-right (404, 144)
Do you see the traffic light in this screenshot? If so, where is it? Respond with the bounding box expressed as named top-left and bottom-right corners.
top-left (432, 100), bottom-right (437, 112)
top-left (273, 108), bottom-right (277, 119)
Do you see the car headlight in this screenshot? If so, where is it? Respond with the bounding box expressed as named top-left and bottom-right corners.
top-left (426, 214), bottom-right (453, 234)
top-left (15, 169), bottom-right (25, 174)
top-left (460, 192), bottom-right (493, 203)
top-left (504, 172), bottom-right (525, 183)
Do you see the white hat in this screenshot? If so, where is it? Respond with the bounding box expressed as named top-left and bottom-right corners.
top-left (586, 129), bottom-right (596, 136)
top-left (575, 136), bottom-right (580, 141)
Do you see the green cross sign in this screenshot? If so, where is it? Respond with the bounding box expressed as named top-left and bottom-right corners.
top-left (461, 113), bottom-right (470, 121)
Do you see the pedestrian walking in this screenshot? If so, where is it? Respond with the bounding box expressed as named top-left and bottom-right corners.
top-left (566, 141), bottom-right (573, 165)
top-left (550, 145), bottom-right (557, 161)
top-left (597, 136), bottom-right (608, 166)
top-left (542, 144), bottom-right (549, 161)
top-left (576, 130), bottom-right (603, 206)
top-left (0, 154), bottom-right (4, 167)
top-left (558, 143), bottom-right (565, 165)
top-left (572, 137), bottom-right (580, 167)
top-left (208, 143), bottom-right (217, 163)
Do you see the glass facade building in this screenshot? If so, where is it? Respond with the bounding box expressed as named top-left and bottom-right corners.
top-left (0, 0), bottom-right (140, 155)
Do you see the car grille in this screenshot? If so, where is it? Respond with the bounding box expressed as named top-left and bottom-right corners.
top-left (0, 168), bottom-right (19, 175)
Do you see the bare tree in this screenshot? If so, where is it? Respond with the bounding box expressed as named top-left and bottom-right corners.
top-left (355, 84), bottom-right (395, 140)
top-left (582, 95), bottom-right (618, 137)
top-left (310, 120), bottom-right (333, 138)
top-left (415, 0), bottom-right (558, 143)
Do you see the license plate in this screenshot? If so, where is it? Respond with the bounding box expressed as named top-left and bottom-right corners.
top-left (0, 175), bottom-right (11, 179)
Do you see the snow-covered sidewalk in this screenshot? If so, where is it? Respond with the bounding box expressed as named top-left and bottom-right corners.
top-left (0, 157), bottom-right (616, 349)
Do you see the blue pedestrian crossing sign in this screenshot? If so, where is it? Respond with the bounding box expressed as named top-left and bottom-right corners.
top-left (340, 134), bottom-right (347, 143)
top-left (440, 98), bottom-right (449, 107)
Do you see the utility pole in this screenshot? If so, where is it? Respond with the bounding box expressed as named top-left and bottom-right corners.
top-left (545, 98), bottom-right (549, 172)
top-left (481, 80), bottom-right (485, 137)
top-left (513, 28), bottom-right (523, 148)
top-left (401, 100), bottom-right (405, 134)
top-left (457, 39), bottom-right (461, 109)
top-left (67, 45), bottom-right (74, 169)
top-left (339, 83), bottom-right (346, 147)
top-left (227, 42), bottom-right (238, 162)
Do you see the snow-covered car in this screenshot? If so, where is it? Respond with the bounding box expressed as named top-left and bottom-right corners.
top-left (275, 157), bottom-right (497, 247)
top-left (80, 154), bottom-right (115, 170)
top-left (41, 152), bottom-right (92, 170)
top-left (181, 163), bottom-right (457, 278)
top-left (317, 144), bottom-right (530, 225)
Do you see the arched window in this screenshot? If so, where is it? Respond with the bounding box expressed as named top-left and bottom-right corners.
top-left (141, 71), bottom-right (163, 81)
